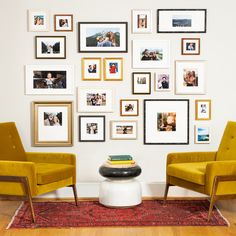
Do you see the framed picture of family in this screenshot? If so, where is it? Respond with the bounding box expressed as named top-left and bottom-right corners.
top-left (110, 121), bottom-right (137, 140)
top-left (154, 72), bottom-right (171, 91)
top-left (181, 38), bottom-right (200, 55)
top-left (132, 72), bottom-right (151, 95)
top-left (175, 60), bottom-right (206, 94)
top-left (195, 99), bottom-right (211, 120)
top-left (157, 9), bottom-right (207, 33)
top-left (195, 125), bottom-right (210, 144)
top-left (28, 10), bottom-right (49, 32)
top-left (132, 40), bottom-right (170, 68)
top-left (81, 58), bottom-right (102, 81)
top-left (54, 14), bottom-right (73, 31)
top-left (104, 58), bottom-right (123, 81)
top-left (32, 101), bottom-right (73, 146)
top-left (132, 9), bottom-right (152, 33)
top-left (79, 116), bottom-right (105, 142)
top-left (35, 36), bottom-right (66, 59)
top-left (120, 99), bottom-right (139, 116)
top-left (78, 22), bottom-right (128, 53)
top-left (77, 87), bottom-right (113, 113)
top-left (144, 99), bottom-right (189, 145)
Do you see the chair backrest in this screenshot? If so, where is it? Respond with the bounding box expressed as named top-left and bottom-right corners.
top-left (0, 122), bottom-right (27, 161)
top-left (217, 121), bottom-right (236, 161)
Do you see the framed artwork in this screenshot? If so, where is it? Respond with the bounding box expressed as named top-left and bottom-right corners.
top-left (132, 40), bottom-right (170, 68)
top-left (35, 36), bottom-right (66, 59)
top-left (120, 99), bottom-right (139, 116)
top-left (144, 99), bottom-right (189, 145)
top-left (25, 65), bottom-right (74, 95)
top-left (132, 10), bottom-right (152, 33)
top-left (181, 38), bottom-right (200, 55)
top-left (54, 14), bottom-right (73, 31)
top-left (154, 72), bottom-right (171, 91)
top-left (79, 116), bottom-right (105, 142)
top-left (157, 9), bottom-right (207, 33)
top-left (132, 72), bottom-right (151, 95)
top-left (195, 125), bottom-right (210, 144)
top-left (78, 22), bottom-right (128, 53)
top-left (77, 87), bottom-right (113, 113)
top-left (110, 121), bottom-right (137, 140)
top-left (32, 101), bottom-right (73, 146)
top-left (104, 58), bottom-right (123, 81)
top-left (28, 10), bottom-right (49, 32)
top-left (81, 58), bottom-right (102, 81)
top-left (175, 60), bottom-right (206, 94)
top-left (195, 99), bottom-right (211, 120)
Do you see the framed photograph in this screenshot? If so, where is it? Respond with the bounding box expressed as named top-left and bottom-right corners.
top-left (132, 72), bottom-right (151, 95)
top-left (25, 65), bottom-right (74, 95)
top-left (54, 14), bottom-right (73, 31)
top-left (104, 58), bottom-right (123, 81)
top-left (78, 22), bottom-right (128, 53)
top-left (144, 99), bottom-right (189, 145)
top-left (77, 87), bottom-right (113, 113)
top-left (32, 101), bottom-right (73, 146)
top-left (157, 9), bottom-right (207, 33)
top-left (195, 126), bottom-right (210, 144)
top-left (79, 116), bottom-right (105, 142)
top-left (35, 36), bottom-right (66, 59)
top-left (154, 72), bottom-right (171, 91)
top-left (28, 10), bottom-right (49, 32)
top-left (132, 40), bottom-right (170, 68)
top-left (175, 60), bottom-right (206, 94)
top-left (182, 38), bottom-right (200, 55)
top-left (81, 58), bottom-right (102, 81)
top-left (195, 100), bottom-right (211, 120)
top-left (110, 121), bottom-right (137, 140)
top-left (120, 99), bottom-right (139, 116)
top-left (132, 10), bottom-right (152, 33)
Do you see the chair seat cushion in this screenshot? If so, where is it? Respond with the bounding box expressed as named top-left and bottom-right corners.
top-left (167, 162), bottom-right (213, 185)
top-left (35, 163), bottom-right (74, 185)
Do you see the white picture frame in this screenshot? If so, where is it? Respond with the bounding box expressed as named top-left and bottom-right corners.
top-left (154, 72), bottom-right (171, 91)
top-left (132, 9), bottom-right (152, 34)
top-left (28, 10), bottom-right (49, 32)
top-left (195, 125), bottom-right (210, 144)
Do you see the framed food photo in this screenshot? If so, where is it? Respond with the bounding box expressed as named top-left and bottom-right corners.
top-left (157, 9), bottom-right (207, 33)
top-left (78, 22), bottom-right (128, 53)
top-left (32, 101), bottom-right (73, 146)
top-left (35, 36), bottom-right (66, 59)
top-left (104, 58), bottom-right (123, 81)
top-left (110, 121), bottom-right (137, 140)
top-left (132, 9), bottom-right (152, 33)
top-left (120, 99), bottom-right (139, 116)
top-left (132, 40), bottom-right (170, 69)
top-left (28, 10), bottom-right (49, 32)
top-left (181, 38), bottom-right (200, 55)
top-left (144, 99), bottom-right (189, 145)
top-left (132, 72), bottom-right (151, 95)
top-left (77, 87), bottom-right (113, 113)
top-left (25, 65), bottom-right (74, 95)
top-left (154, 72), bottom-right (171, 91)
top-left (54, 14), bottom-right (73, 31)
top-left (79, 116), bottom-right (105, 142)
top-left (195, 99), bottom-right (211, 120)
top-left (81, 58), bottom-right (102, 81)
top-left (175, 60), bottom-right (206, 95)
top-left (195, 125), bottom-right (210, 144)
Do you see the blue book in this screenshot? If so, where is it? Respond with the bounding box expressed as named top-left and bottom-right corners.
top-left (108, 155), bottom-right (133, 161)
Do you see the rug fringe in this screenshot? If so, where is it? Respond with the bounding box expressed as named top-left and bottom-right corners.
top-left (6, 201), bottom-right (24, 229)
top-left (215, 205), bottom-right (230, 227)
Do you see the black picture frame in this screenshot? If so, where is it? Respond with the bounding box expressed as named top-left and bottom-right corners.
top-left (132, 72), bottom-right (151, 95)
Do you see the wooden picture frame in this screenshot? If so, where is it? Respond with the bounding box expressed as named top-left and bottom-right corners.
top-left (81, 58), bottom-right (102, 81)
top-left (54, 14), bottom-right (73, 32)
top-left (120, 99), bottom-right (139, 116)
top-left (181, 38), bottom-right (200, 55)
top-left (132, 72), bottom-right (151, 95)
top-left (195, 99), bottom-right (211, 120)
top-left (104, 58), bottom-right (123, 81)
top-left (28, 9), bottom-right (49, 32)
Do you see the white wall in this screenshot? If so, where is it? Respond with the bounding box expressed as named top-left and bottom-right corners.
top-left (0, 0), bottom-right (236, 198)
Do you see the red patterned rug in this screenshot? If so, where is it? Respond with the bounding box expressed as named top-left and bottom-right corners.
top-left (8, 200), bottom-right (228, 228)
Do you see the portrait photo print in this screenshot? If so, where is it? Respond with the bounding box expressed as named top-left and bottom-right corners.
top-left (157, 112), bottom-right (176, 132)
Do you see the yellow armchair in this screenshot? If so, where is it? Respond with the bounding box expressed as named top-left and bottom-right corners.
top-left (0, 122), bottom-right (78, 222)
top-left (164, 121), bottom-right (236, 221)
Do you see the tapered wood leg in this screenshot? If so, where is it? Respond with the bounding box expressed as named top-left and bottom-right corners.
top-left (164, 183), bottom-right (170, 203)
top-left (72, 184), bottom-right (78, 206)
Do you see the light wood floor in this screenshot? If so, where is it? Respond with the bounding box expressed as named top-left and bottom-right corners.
top-left (0, 199), bottom-right (236, 236)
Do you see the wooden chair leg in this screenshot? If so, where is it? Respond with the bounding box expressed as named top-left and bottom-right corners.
top-left (71, 184), bottom-right (78, 206)
top-left (164, 183), bottom-right (170, 203)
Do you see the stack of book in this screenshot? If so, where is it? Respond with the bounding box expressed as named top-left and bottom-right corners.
top-left (106, 155), bottom-right (135, 166)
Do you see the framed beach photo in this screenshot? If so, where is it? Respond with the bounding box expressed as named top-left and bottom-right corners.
top-left (25, 65), bottom-right (74, 95)
top-left (78, 22), bottom-right (128, 53)
top-left (54, 14), bottom-right (73, 31)
top-left (79, 116), bottom-right (105, 142)
top-left (132, 9), bottom-right (152, 33)
top-left (104, 58), bottom-right (123, 81)
top-left (195, 99), bottom-right (211, 120)
top-left (132, 40), bottom-right (170, 68)
top-left (154, 72), bottom-right (171, 91)
top-left (157, 9), bottom-right (207, 33)
top-left (132, 72), bottom-right (151, 95)
top-left (175, 60), bottom-right (206, 94)
top-left (195, 126), bottom-right (210, 144)
top-left (182, 38), bottom-right (200, 55)
top-left (81, 58), bottom-right (102, 81)
top-left (120, 99), bottom-right (139, 116)
top-left (32, 101), bottom-right (73, 146)
top-left (144, 99), bottom-right (189, 145)
top-left (28, 10), bottom-right (49, 32)
top-left (110, 121), bottom-right (137, 140)
top-left (35, 36), bottom-right (66, 59)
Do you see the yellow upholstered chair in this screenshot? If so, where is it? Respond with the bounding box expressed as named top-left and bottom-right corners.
top-left (164, 121), bottom-right (236, 221)
top-left (0, 122), bottom-right (78, 222)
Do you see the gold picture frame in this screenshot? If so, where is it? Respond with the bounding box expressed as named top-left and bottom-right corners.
top-left (81, 58), bottom-right (102, 81)
top-left (104, 58), bottom-right (123, 81)
top-left (195, 99), bottom-right (211, 120)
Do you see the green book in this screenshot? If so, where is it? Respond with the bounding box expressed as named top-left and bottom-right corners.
top-left (108, 155), bottom-right (133, 161)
